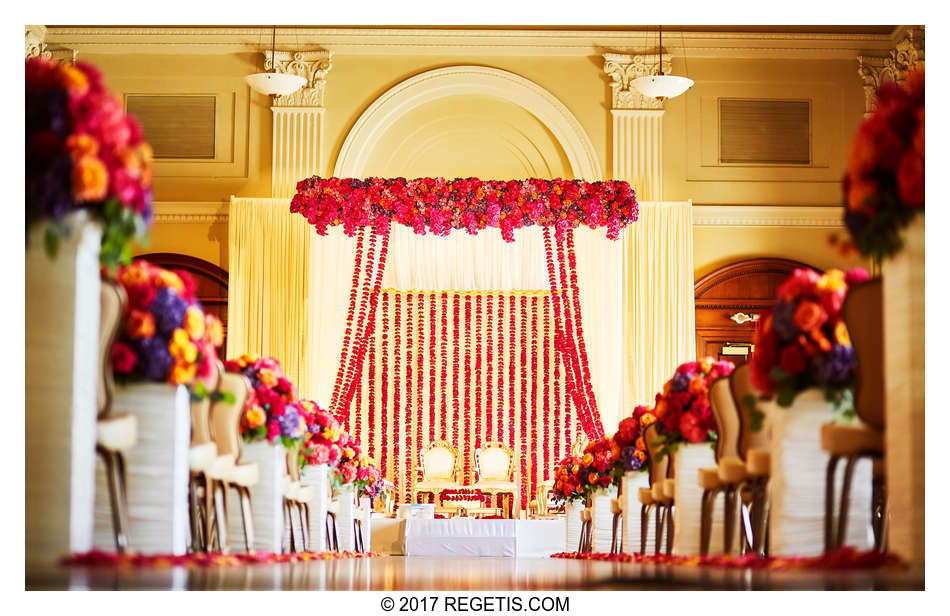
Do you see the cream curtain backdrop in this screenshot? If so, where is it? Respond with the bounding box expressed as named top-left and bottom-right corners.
top-left (227, 197), bottom-right (695, 437)
top-left (622, 201), bottom-right (697, 413)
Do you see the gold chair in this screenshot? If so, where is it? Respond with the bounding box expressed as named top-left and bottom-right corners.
top-left (640, 424), bottom-right (673, 555)
top-left (412, 440), bottom-right (462, 505)
top-left (94, 279), bottom-right (136, 553)
top-left (823, 279), bottom-right (886, 552)
top-left (188, 362), bottom-right (221, 552)
top-left (610, 497), bottom-right (624, 554)
top-left (473, 442), bottom-right (520, 518)
top-left (207, 370), bottom-right (257, 552)
top-left (529, 480), bottom-right (557, 518)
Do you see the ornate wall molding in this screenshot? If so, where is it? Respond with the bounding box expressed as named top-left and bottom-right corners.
top-left (265, 50), bottom-right (333, 107)
top-left (857, 26), bottom-right (924, 114)
top-left (333, 65), bottom-right (603, 180)
top-left (603, 52), bottom-right (672, 111)
top-left (153, 201), bottom-right (229, 224)
top-left (26, 25), bottom-right (78, 62)
top-left (692, 205), bottom-right (845, 228)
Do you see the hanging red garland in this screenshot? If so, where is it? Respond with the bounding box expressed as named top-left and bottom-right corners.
top-left (343, 229), bottom-right (377, 421)
top-left (530, 294), bottom-right (539, 500)
top-left (566, 230), bottom-right (601, 431)
top-left (474, 293), bottom-right (484, 454)
top-left (330, 227), bottom-right (365, 411)
top-left (416, 292), bottom-right (425, 474)
top-left (463, 294), bottom-right (473, 483)
top-left (380, 291), bottom-right (390, 484)
top-left (392, 291), bottom-right (402, 502)
top-left (405, 292), bottom-right (414, 499)
top-left (291, 176), bottom-right (638, 242)
top-left (485, 293), bottom-right (494, 442)
top-left (519, 294), bottom-right (529, 507)
top-left (508, 293), bottom-right (517, 510)
top-left (428, 293), bottom-right (437, 444)
top-left (452, 293), bottom-right (461, 451)
top-left (542, 295), bottom-right (553, 477)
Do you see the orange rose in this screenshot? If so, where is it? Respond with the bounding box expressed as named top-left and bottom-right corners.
top-left (793, 301), bottom-right (826, 332)
top-left (834, 321), bottom-right (852, 347)
top-left (72, 155), bottom-right (108, 203)
top-left (126, 309), bottom-right (155, 339)
top-left (588, 473), bottom-right (599, 485)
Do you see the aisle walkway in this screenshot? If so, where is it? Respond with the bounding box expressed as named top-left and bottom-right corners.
top-left (26, 556), bottom-right (923, 590)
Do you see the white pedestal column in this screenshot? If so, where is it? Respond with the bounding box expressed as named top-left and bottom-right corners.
top-left (621, 471), bottom-right (650, 554)
top-left (26, 211), bottom-right (101, 569)
top-left (672, 443), bottom-right (721, 556)
top-left (300, 464), bottom-right (330, 551)
top-left (589, 485), bottom-right (618, 553)
top-left (232, 441), bottom-right (286, 553)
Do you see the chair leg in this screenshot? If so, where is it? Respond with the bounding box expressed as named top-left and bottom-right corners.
top-left (238, 487), bottom-right (255, 553)
top-left (640, 504), bottom-right (652, 554)
top-left (654, 504), bottom-right (666, 555)
top-left (283, 499), bottom-right (295, 553)
top-left (752, 478), bottom-right (770, 556)
top-left (203, 475), bottom-right (214, 551)
top-left (114, 450), bottom-right (132, 553)
top-left (699, 488), bottom-right (713, 556)
top-left (610, 513), bottom-right (620, 554)
top-left (835, 455), bottom-right (859, 550)
top-left (825, 454), bottom-right (841, 553)
top-left (300, 503), bottom-right (311, 552)
top-left (723, 486), bottom-right (738, 555)
top-left (665, 503), bottom-right (674, 555)
top-left (871, 466), bottom-right (887, 552)
top-left (213, 480), bottom-right (230, 553)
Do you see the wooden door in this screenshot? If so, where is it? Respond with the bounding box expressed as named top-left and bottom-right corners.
top-left (694, 258), bottom-right (816, 366)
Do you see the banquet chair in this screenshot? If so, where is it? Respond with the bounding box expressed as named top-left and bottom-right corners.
top-left (610, 497), bottom-right (624, 554)
top-left (473, 442), bottom-right (520, 518)
top-left (823, 279), bottom-right (886, 552)
top-left (412, 441), bottom-right (462, 505)
top-left (188, 362), bottom-right (221, 552)
top-left (283, 450), bottom-right (313, 552)
top-left (640, 424), bottom-right (672, 554)
top-left (326, 481), bottom-right (339, 551)
top-left (529, 480), bottom-right (557, 518)
top-left (698, 376), bottom-right (742, 555)
top-left (94, 279), bottom-right (136, 553)
top-left (578, 508), bottom-right (593, 552)
top-left (208, 370), bottom-right (257, 552)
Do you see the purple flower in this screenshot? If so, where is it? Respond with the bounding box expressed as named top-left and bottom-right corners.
top-left (277, 405), bottom-right (301, 439)
top-left (670, 372), bottom-right (691, 393)
top-left (27, 153), bottom-right (73, 223)
top-left (771, 301), bottom-right (799, 342)
top-left (620, 446), bottom-right (643, 471)
top-left (150, 287), bottom-right (187, 336)
top-left (137, 336), bottom-right (173, 381)
top-left (810, 343), bottom-right (856, 386)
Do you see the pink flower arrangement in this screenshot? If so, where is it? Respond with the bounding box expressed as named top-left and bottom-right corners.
top-left (26, 57), bottom-right (153, 268)
top-left (838, 64), bottom-right (924, 259)
top-left (291, 176), bottom-right (639, 242)
top-left (750, 267), bottom-right (869, 410)
top-left (298, 399), bottom-right (344, 468)
top-left (224, 354), bottom-right (305, 449)
top-left (652, 358), bottom-right (736, 454)
top-left (331, 432), bottom-right (363, 489)
top-left (111, 259), bottom-right (223, 388)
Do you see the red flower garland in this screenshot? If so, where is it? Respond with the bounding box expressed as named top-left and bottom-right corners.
top-left (330, 227), bottom-right (365, 411)
top-left (519, 295), bottom-right (529, 506)
top-left (440, 292), bottom-right (448, 440)
top-left (405, 292), bottom-right (414, 498)
top-left (343, 228), bottom-right (377, 421)
top-left (291, 176), bottom-right (639, 242)
top-left (392, 292), bottom-right (402, 501)
top-left (530, 295), bottom-right (539, 497)
top-left (495, 293), bottom-right (505, 444)
top-left (463, 294), bottom-right (473, 483)
top-left (452, 293), bottom-right (461, 452)
top-left (428, 293), bottom-right (437, 444)
top-left (380, 291), bottom-right (390, 482)
top-left (507, 294), bottom-right (516, 485)
top-left (416, 292), bottom-right (425, 476)
top-left (566, 230), bottom-right (601, 429)
top-left (474, 294), bottom-right (484, 453)
top-left (485, 293), bottom-right (494, 442)
top-left (62, 549), bottom-right (380, 569)
top-left (368, 308), bottom-right (376, 456)
top-left (543, 295), bottom-right (554, 475)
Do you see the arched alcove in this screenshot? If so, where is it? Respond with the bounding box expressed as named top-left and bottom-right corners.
top-left (333, 65), bottom-right (603, 180)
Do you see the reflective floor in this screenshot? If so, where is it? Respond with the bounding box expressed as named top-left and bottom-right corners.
top-left (26, 556), bottom-right (923, 590)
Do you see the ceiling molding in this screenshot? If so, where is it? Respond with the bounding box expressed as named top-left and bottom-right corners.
top-left (43, 26), bottom-right (905, 60)
top-left (692, 205), bottom-right (845, 228)
top-left (153, 201), bottom-right (229, 224)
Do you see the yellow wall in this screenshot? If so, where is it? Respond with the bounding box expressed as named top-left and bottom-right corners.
top-left (82, 39), bottom-right (869, 279)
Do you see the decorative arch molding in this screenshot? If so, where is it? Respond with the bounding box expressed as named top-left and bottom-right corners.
top-left (333, 65), bottom-right (603, 180)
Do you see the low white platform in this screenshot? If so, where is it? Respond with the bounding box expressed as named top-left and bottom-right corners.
top-left (371, 518), bottom-right (566, 558)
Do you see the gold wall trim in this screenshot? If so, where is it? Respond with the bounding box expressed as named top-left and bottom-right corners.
top-left (153, 201), bottom-right (229, 224)
top-left (691, 205), bottom-right (845, 228)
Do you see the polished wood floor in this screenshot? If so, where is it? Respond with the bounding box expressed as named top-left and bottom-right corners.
top-left (26, 556), bottom-right (923, 590)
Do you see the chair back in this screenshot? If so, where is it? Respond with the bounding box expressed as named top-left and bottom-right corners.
top-left (97, 279), bottom-right (126, 420)
top-left (476, 442), bottom-right (515, 481)
top-left (286, 449), bottom-right (301, 482)
top-left (190, 361), bottom-right (221, 447)
top-left (570, 434), bottom-right (589, 457)
top-left (843, 279), bottom-right (885, 429)
top-left (644, 424), bottom-right (671, 485)
top-left (420, 441), bottom-right (459, 481)
top-left (210, 370), bottom-right (251, 460)
top-left (709, 376), bottom-right (741, 462)
top-left (729, 363), bottom-right (770, 454)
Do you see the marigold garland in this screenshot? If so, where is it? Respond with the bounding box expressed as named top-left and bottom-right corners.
top-left (291, 176), bottom-right (639, 242)
top-left (485, 293), bottom-right (495, 442)
top-left (452, 293), bottom-right (461, 450)
top-left (392, 291), bottom-right (402, 496)
top-left (543, 295), bottom-right (554, 473)
top-left (343, 228), bottom-right (377, 417)
top-left (463, 294), bottom-right (473, 482)
top-left (474, 294), bottom-right (484, 469)
top-left (440, 292), bottom-right (449, 440)
top-left (566, 230), bottom-right (601, 427)
top-left (405, 292), bottom-right (414, 497)
top-left (428, 293), bottom-right (437, 444)
top-left (507, 294), bottom-right (517, 485)
top-left (330, 227), bottom-right (365, 411)
top-left (380, 291), bottom-right (390, 480)
top-left (416, 292), bottom-right (425, 477)
top-left (495, 293), bottom-right (505, 444)
top-left (519, 295), bottom-right (529, 506)
top-left (530, 295), bottom-right (540, 496)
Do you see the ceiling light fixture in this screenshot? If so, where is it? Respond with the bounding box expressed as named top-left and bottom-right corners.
top-left (631, 25), bottom-right (694, 101)
top-left (245, 26), bottom-right (306, 97)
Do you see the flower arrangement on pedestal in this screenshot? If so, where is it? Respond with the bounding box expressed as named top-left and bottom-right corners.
top-left (613, 404), bottom-right (656, 472)
top-left (838, 65), bottom-right (924, 260)
top-left (749, 267), bottom-right (870, 416)
top-left (355, 457), bottom-right (384, 500)
top-left (298, 399), bottom-right (344, 468)
top-left (111, 259), bottom-right (223, 388)
top-left (224, 354), bottom-right (307, 450)
top-left (330, 432), bottom-right (362, 490)
top-left (26, 57), bottom-right (153, 268)
top-left (652, 358), bottom-right (736, 457)
top-left (552, 454), bottom-right (587, 505)
top-left (578, 438), bottom-right (624, 495)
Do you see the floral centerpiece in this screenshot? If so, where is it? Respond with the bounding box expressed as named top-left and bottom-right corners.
top-left (355, 457), bottom-right (384, 500)
top-left (579, 437), bottom-right (624, 494)
top-left (750, 267), bottom-right (870, 416)
top-left (652, 358), bottom-right (735, 457)
top-left (330, 431), bottom-right (363, 491)
top-left (552, 454), bottom-right (587, 505)
top-left (613, 404), bottom-right (656, 473)
top-left (110, 259), bottom-right (223, 388)
top-left (298, 399), bottom-right (344, 468)
top-left (223, 354), bottom-right (307, 450)
top-left (838, 65), bottom-right (924, 260)
top-left (26, 57), bottom-right (153, 268)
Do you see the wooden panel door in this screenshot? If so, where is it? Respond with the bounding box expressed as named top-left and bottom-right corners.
top-left (694, 258), bottom-right (816, 366)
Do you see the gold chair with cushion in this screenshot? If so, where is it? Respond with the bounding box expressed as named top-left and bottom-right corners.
top-left (95, 279), bottom-right (136, 553)
top-left (473, 442), bottom-right (520, 518)
top-left (412, 441), bottom-right (462, 505)
top-left (823, 279), bottom-right (886, 552)
top-left (207, 370), bottom-right (257, 552)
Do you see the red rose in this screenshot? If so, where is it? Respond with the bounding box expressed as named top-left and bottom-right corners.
top-left (599, 475), bottom-right (612, 487)
top-left (126, 282), bottom-right (156, 311)
top-left (792, 301), bottom-right (827, 332)
top-left (174, 270), bottom-right (198, 301)
top-left (897, 151), bottom-right (924, 207)
top-left (266, 420), bottom-right (280, 441)
top-left (779, 344), bottom-right (807, 375)
top-left (679, 412), bottom-right (707, 443)
top-left (110, 341), bottom-right (138, 374)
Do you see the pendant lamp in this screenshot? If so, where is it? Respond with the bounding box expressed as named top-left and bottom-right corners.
top-left (631, 26), bottom-right (694, 101)
top-left (245, 26), bottom-right (306, 97)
